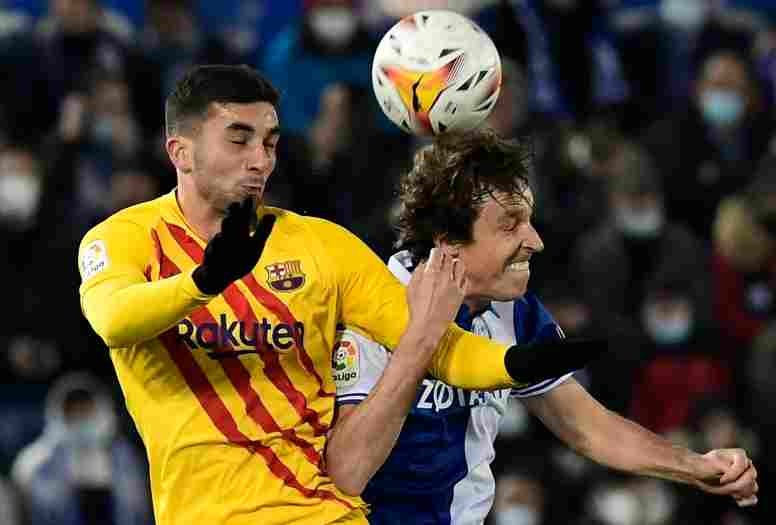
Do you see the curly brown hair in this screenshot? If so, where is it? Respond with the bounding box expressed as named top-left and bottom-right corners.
top-left (395, 127), bottom-right (533, 262)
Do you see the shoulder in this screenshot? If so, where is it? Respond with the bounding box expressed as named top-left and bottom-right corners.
top-left (77, 196), bottom-right (171, 280)
top-left (516, 292), bottom-right (563, 339)
top-left (82, 195), bottom-right (168, 241)
top-left (294, 214), bottom-right (374, 250)
top-left (515, 292), bottom-right (550, 318)
top-left (295, 213), bottom-right (349, 233)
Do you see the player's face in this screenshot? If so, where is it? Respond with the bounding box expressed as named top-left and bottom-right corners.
top-left (448, 188), bottom-right (543, 306)
top-left (190, 101), bottom-right (280, 212)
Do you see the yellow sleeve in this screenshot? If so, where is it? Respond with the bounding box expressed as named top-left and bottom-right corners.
top-left (310, 218), bottom-right (515, 390)
top-left (78, 218), bottom-right (214, 348)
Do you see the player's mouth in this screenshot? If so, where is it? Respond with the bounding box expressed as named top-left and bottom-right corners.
top-left (241, 184), bottom-right (264, 195)
top-left (506, 260), bottom-right (530, 272)
top-left (505, 252), bottom-right (531, 272)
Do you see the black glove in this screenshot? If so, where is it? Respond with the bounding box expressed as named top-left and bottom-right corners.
top-left (192, 197), bottom-right (276, 295)
top-left (504, 338), bottom-right (607, 384)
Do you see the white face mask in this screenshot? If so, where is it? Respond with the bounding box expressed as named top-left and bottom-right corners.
top-left (494, 505), bottom-right (540, 525)
top-left (701, 89), bottom-right (745, 129)
top-left (66, 411), bottom-right (116, 448)
top-left (92, 117), bottom-right (114, 144)
top-left (660, 0), bottom-right (709, 31)
top-left (309, 7), bottom-right (358, 48)
top-left (644, 304), bottom-right (693, 345)
top-left (0, 173), bottom-right (42, 226)
top-left (616, 205), bottom-right (664, 239)
top-left (592, 488), bottom-right (642, 525)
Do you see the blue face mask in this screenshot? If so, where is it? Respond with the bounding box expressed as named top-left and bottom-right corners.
top-left (701, 89), bottom-right (745, 129)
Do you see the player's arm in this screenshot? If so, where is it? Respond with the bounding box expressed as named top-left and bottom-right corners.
top-left (317, 219), bottom-right (600, 390)
top-left (78, 218), bottom-right (214, 348)
top-left (521, 378), bottom-right (758, 506)
top-left (326, 249), bottom-right (465, 496)
top-left (80, 199), bottom-right (274, 348)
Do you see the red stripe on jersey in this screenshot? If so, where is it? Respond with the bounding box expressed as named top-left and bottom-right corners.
top-left (151, 229), bottom-right (178, 278)
top-left (165, 222), bottom-right (331, 436)
top-left (154, 229), bottom-right (322, 465)
top-left (241, 273), bottom-right (334, 400)
top-left (158, 329), bottom-right (355, 510)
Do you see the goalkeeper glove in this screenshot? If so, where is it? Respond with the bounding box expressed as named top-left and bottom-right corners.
top-left (504, 338), bottom-right (607, 384)
top-left (192, 197), bottom-right (276, 295)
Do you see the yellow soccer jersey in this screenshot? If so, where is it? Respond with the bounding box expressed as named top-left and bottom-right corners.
top-left (77, 190), bottom-right (515, 525)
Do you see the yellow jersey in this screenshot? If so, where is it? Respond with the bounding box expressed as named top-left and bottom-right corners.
top-left (77, 190), bottom-right (515, 525)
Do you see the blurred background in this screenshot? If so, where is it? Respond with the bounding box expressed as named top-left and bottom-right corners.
top-left (1, 0), bottom-right (776, 523)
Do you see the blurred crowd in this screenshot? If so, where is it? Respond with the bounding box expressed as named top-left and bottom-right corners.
top-left (2, 0), bottom-right (776, 524)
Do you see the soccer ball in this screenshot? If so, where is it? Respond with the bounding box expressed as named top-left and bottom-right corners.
top-left (372, 9), bottom-right (502, 136)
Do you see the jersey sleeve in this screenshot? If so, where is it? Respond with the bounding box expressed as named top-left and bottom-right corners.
top-left (78, 218), bottom-right (214, 348)
top-left (510, 297), bottom-right (574, 398)
top-left (332, 328), bottom-right (389, 405)
top-left (309, 218), bottom-right (515, 390)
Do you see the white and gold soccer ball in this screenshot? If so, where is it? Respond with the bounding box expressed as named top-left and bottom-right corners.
top-left (372, 9), bottom-right (502, 136)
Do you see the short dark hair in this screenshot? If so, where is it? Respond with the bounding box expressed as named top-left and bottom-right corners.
top-left (165, 64), bottom-right (280, 137)
top-left (395, 127), bottom-right (533, 262)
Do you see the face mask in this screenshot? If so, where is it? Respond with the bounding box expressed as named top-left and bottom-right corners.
top-left (644, 307), bottom-right (693, 345)
top-left (92, 117), bottom-right (114, 144)
top-left (701, 89), bottom-right (745, 129)
top-left (616, 205), bottom-right (664, 238)
top-left (64, 410), bottom-right (116, 448)
top-left (660, 0), bottom-right (708, 31)
top-left (494, 505), bottom-right (540, 525)
top-left (308, 7), bottom-right (358, 48)
top-left (0, 173), bottom-right (42, 225)
top-left (593, 488), bottom-right (642, 525)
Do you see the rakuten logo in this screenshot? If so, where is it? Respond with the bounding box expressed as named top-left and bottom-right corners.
top-left (177, 314), bottom-right (305, 356)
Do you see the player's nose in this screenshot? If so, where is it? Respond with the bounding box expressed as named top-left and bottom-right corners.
top-left (524, 223), bottom-right (544, 253)
top-left (246, 143), bottom-right (273, 173)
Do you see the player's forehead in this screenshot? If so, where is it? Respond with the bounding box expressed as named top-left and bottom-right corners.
top-left (204, 101), bottom-right (279, 134)
top-left (478, 188), bottom-right (534, 223)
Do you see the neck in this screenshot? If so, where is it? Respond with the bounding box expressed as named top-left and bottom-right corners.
top-left (176, 181), bottom-right (222, 241)
top-left (464, 297), bottom-right (490, 315)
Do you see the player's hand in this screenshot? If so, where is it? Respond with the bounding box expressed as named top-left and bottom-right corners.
top-left (693, 449), bottom-right (758, 506)
top-left (406, 248), bottom-right (467, 348)
top-left (192, 197), bottom-right (276, 295)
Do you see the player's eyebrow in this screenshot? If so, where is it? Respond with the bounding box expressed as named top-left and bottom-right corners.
top-left (497, 202), bottom-right (533, 228)
top-left (226, 122), bottom-right (256, 134)
top-left (497, 210), bottom-right (521, 227)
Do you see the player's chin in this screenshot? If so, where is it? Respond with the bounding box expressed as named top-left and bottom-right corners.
top-left (236, 187), bottom-right (264, 204)
top-left (496, 273), bottom-right (529, 300)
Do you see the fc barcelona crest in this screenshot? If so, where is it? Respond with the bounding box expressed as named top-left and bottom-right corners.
top-left (265, 260), bottom-right (306, 292)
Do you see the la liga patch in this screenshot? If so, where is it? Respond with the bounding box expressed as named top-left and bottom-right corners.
top-left (332, 335), bottom-right (360, 388)
top-left (80, 240), bottom-right (109, 281)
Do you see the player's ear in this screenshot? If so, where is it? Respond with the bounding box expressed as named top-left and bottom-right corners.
top-left (166, 136), bottom-right (194, 174)
top-left (435, 236), bottom-right (460, 259)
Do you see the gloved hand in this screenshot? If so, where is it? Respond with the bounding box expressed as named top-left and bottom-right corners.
top-left (192, 197), bottom-right (276, 295)
top-left (505, 338), bottom-right (607, 384)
